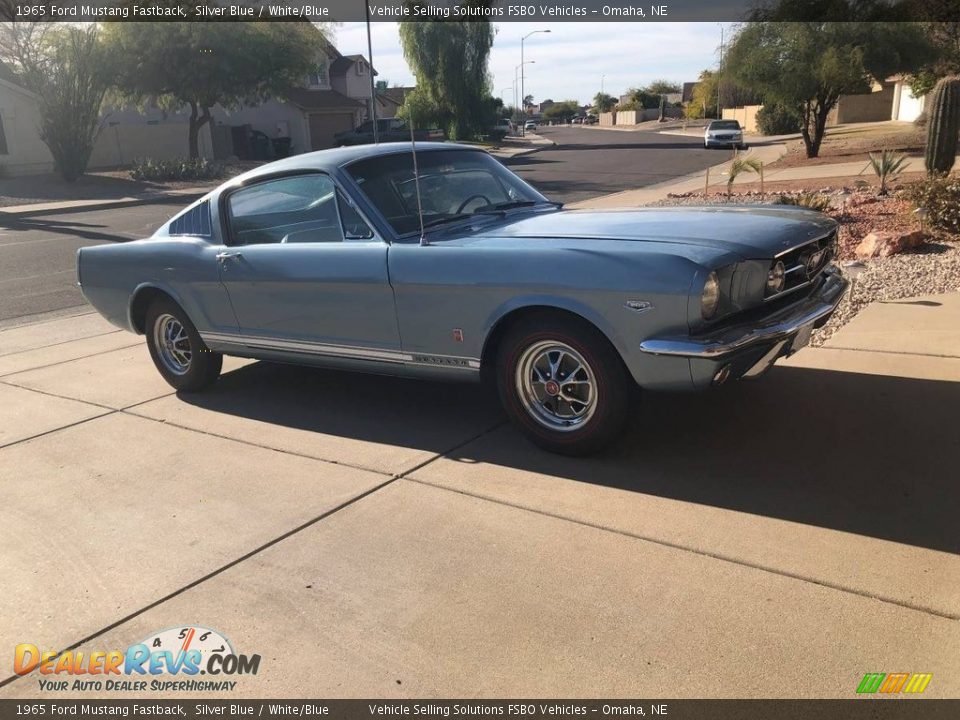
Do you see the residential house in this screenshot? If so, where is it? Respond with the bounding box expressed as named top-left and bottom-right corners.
top-left (889, 75), bottom-right (926, 122)
top-left (376, 86), bottom-right (416, 120)
top-left (0, 63), bottom-right (54, 175)
top-left (92, 39), bottom-right (383, 168)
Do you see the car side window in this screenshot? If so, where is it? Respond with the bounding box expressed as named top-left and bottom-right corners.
top-left (227, 174), bottom-right (345, 246)
top-left (337, 193), bottom-right (374, 240)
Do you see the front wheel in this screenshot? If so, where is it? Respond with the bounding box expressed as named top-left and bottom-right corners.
top-left (145, 297), bottom-right (222, 392)
top-left (496, 314), bottom-right (632, 455)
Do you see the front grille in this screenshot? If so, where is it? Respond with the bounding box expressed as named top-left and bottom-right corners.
top-left (765, 231), bottom-right (836, 302)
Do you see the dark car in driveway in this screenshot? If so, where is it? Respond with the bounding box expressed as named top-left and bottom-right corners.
top-left (334, 118), bottom-right (444, 146)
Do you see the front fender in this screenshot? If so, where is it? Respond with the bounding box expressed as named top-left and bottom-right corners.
top-left (481, 294), bottom-right (631, 364)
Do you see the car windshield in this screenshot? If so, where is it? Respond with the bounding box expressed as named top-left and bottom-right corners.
top-left (709, 121), bottom-right (741, 130)
top-left (345, 149), bottom-right (550, 236)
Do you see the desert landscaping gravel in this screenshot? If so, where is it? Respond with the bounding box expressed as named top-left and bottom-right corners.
top-left (652, 192), bottom-right (960, 344)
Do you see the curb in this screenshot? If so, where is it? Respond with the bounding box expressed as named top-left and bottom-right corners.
top-left (0, 188), bottom-right (211, 219)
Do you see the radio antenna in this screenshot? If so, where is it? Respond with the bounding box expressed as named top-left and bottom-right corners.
top-left (409, 114), bottom-right (428, 246)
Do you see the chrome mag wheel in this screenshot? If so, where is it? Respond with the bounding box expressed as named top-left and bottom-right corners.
top-left (153, 313), bottom-right (192, 376)
top-left (515, 340), bottom-right (598, 432)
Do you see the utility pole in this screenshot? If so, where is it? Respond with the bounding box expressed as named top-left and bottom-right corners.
top-left (516, 61), bottom-right (534, 126)
top-left (716, 23), bottom-right (724, 120)
top-left (366, 7), bottom-right (378, 143)
top-left (521, 29), bottom-right (550, 136)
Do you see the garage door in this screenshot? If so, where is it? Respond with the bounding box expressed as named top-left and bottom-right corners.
top-left (308, 113), bottom-right (355, 151)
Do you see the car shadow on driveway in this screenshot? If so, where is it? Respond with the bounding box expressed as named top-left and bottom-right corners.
top-left (0, 216), bottom-right (138, 244)
top-left (180, 361), bottom-right (958, 555)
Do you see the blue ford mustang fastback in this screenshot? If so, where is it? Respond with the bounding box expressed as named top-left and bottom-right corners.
top-left (78, 143), bottom-right (847, 454)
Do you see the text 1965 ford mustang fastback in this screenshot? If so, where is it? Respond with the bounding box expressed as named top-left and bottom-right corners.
top-left (78, 143), bottom-right (847, 455)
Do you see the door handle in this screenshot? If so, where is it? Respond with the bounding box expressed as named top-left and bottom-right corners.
top-left (216, 251), bottom-right (243, 262)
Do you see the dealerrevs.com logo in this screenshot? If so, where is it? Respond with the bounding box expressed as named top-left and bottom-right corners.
top-left (14, 626), bottom-right (261, 692)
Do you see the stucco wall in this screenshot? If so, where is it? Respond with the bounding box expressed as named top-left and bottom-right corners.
top-left (89, 123), bottom-right (214, 168)
top-left (722, 105), bottom-right (761, 133)
top-left (829, 86), bottom-right (895, 125)
top-left (0, 81), bottom-right (54, 176)
top-left (599, 112), bottom-right (616, 126)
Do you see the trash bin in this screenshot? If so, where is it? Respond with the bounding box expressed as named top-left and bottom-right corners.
top-left (272, 137), bottom-right (292, 158)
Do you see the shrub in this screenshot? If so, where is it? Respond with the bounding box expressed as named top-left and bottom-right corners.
top-left (914, 110), bottom-right (928, 129)
top-left (868, 150), bottom-right (909, 195)
top-left (906, 176), bottom-right (960, 233)
top-left (773, 192), bottom-right (832, 211)
top-left (756, 104), bottom-right (801, 136)
top-left (130, 158), bottom-right (224, 182)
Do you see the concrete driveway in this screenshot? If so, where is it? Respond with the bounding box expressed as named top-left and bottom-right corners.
top-left (1, 303), bottom-right (958, 698)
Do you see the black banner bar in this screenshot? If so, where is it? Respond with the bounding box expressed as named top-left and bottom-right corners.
top-left (5, 0), bottom-right (960, 23)
top-left (1, 700), bottom-right (959, 720)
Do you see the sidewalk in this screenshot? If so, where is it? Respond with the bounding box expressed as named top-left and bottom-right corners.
top-left (0, 186), bottom-right (211, 218)
top-left (569, 139), bottom-right (789, 209)
top-left (571, 145), bottom-right (956, 209)
top-left (488, 132), bottom-right (555, 158)
top-left (785, 290), bottom-right (960, 379)
top-left (1, 289), bottom-right (957, 698)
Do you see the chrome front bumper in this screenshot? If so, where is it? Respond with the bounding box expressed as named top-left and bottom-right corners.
top-left (639, 266), bottom-right (848, 359)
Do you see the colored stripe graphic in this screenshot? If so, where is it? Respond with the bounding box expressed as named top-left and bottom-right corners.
top-left (857, 672), bottom-right (932, 694)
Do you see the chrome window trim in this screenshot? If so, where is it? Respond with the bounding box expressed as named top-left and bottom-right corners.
top-left (219, 169), bottom-right (387, 248)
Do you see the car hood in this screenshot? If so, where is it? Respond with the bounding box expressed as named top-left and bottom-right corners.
top-left (469, 206), bottom-right (837, 258)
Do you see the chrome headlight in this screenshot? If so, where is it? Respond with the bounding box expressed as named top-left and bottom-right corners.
top-left (766, 260), bottom-right (786, 295)
top-left (701, 271), bottom-right (720, 320)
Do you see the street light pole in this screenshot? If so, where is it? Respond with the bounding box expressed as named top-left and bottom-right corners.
top-left (520, 29), bottom-right (550, 136)
top-left (516, 62), bottom-right (534, 125)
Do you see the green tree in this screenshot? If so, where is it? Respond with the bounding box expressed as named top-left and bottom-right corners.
top-left (399, 7), bottom-right (496, 140)
top-left (542, 100), bottom-right (581, 123)
top-left (621, 87), bottom-right (660, 110)
top-left (396, 87), bottom-right (441, 129)
top-left (6, 26), bottom-right (111, 181)
top-left (645, 79), bottom-right (680, 96)
top-left (592, 92), bottom-right (617, 114)
top-left (726, 15), bottom-right (933, 157)
top-left (908, 16), bottom-right (960, 97)
top-left (104, 19), bottom-right (321, 158)
top-left (688, 68), bottom-right (761, 119)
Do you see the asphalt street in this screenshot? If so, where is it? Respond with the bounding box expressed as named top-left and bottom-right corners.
top-left (505, 125), bottom-right (720, 204)
top-left (0, 127), bottom-right (719, 327)
top-left (0, 200), bottom-right (185, 327)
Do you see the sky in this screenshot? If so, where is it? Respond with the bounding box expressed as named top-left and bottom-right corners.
top-left (334, 22), bottom-right (734, 107)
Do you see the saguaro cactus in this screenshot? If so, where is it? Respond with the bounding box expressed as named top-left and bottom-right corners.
top-left (924, 76), bottom-right (960, 176)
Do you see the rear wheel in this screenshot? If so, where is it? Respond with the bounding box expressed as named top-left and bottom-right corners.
top-left (145, 297), bottom-right (222, 392)
top-left (496, 314), bottom-right (632, 455)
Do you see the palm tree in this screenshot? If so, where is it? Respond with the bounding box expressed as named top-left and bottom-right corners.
top-left (726, 157), bottom-right (762, 199)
